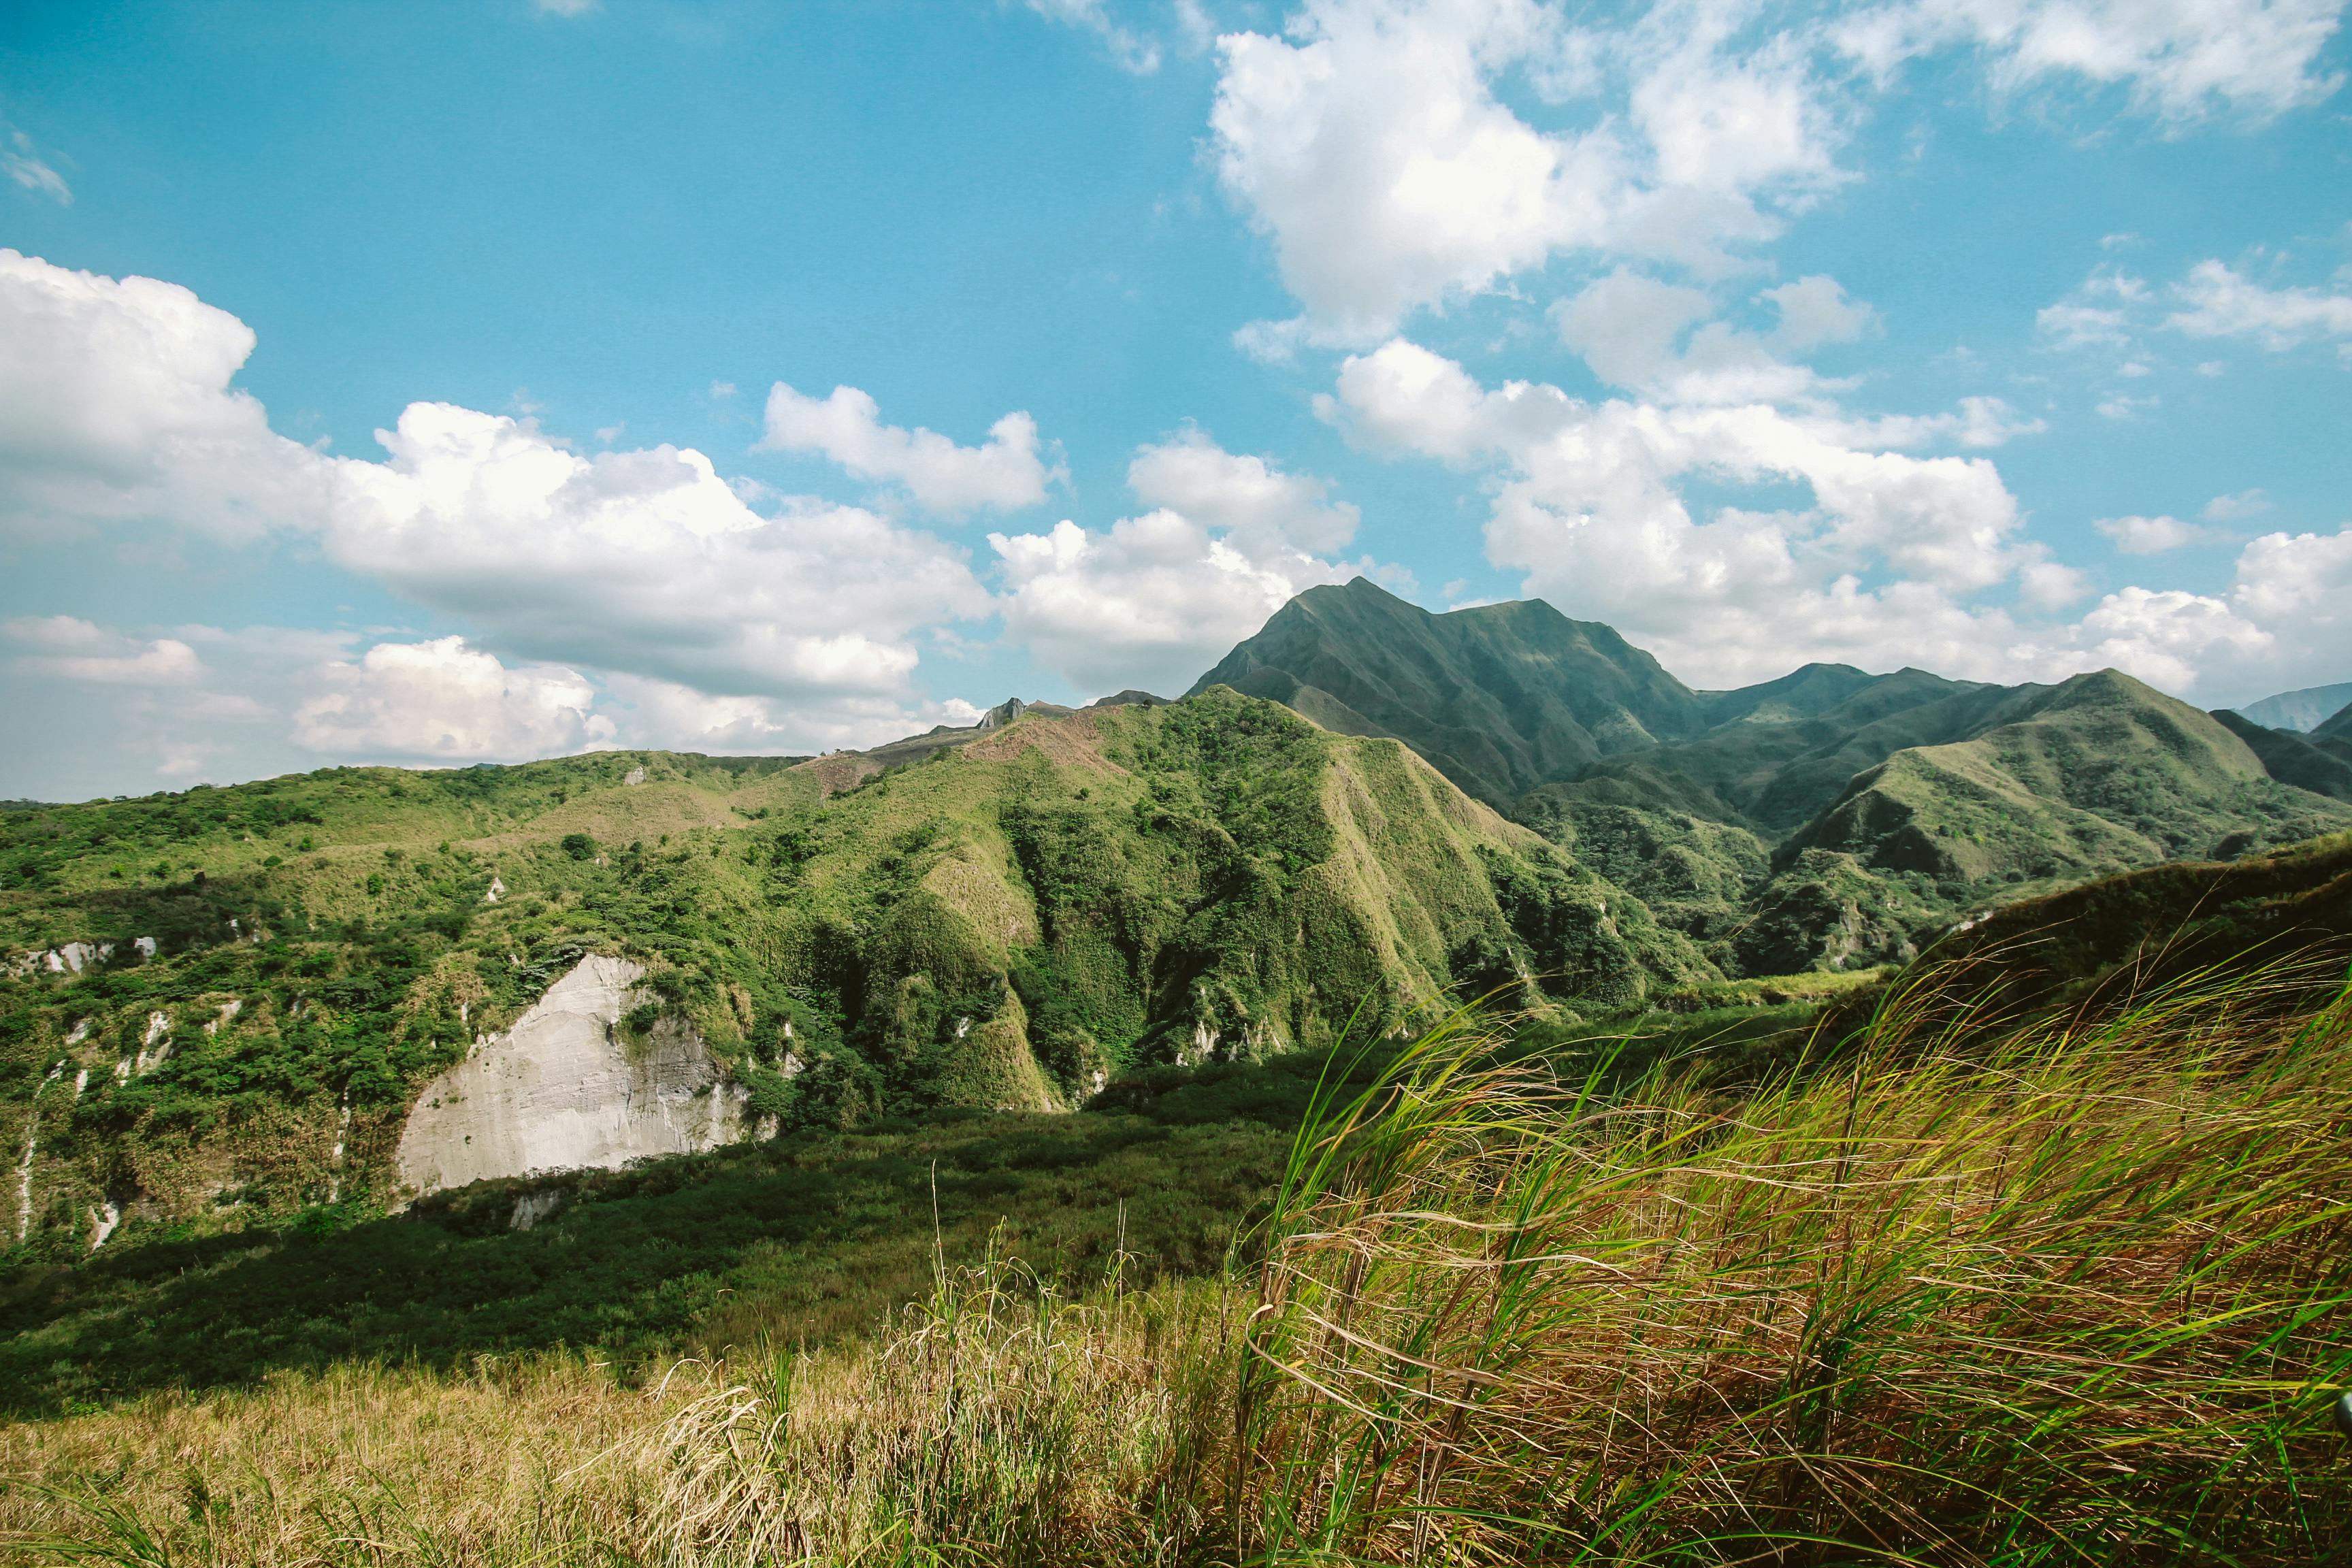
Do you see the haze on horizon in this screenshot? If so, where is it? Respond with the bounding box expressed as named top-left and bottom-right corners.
top-left (2, 0), bottom-right (2349, 802)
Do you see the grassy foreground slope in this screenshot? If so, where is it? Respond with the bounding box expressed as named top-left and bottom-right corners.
top-left (8, 958), bottom-right (2349, 1565)
top-left (0, 688), bottom-right (1707, 1250)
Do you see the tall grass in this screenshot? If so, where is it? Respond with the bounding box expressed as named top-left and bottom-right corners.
top-left (9, 962), bottom-right (2352, 1564)
top-left (1243, 963), bottom-right (2352, 1563)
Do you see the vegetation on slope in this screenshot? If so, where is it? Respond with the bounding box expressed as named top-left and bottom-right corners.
top-left (0, 689), bottom-right (1706, 1250)
top-left (1206, 585), bottom-right (2352, 984)
top-left (1186, 576), bottom-right (1709, 803)
top-left (10, 959), bottom-right (2349, 1565)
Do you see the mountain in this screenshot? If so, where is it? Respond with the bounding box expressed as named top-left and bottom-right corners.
top-left (2236, 681), bottom-right (2352, 732)
top-left (2317, 698), bottom-right (2352, 747)
top-left (1207, 587), bottom-right (2352, 976)
top-left (1186, 578), bottom-right (1708, 804)
top-left (2209, 708), bottom-right (2352, 802)
top-left (0, 687), bottom-right (1708, 1254)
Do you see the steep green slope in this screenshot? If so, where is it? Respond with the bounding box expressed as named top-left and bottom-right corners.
top-left (0, 689), bottom-right (1705, 1258)
top-left (2316, 698), bottom-right (2352, 746)
top-left (1527, 668), bottom-right (2008, 834)
top-left (1199, 586), bottom-right (2352, 982)
top-left (1186, 577), bottom-right (1708, 804)
top-left (1740, 672), bottom-right (2352, 973)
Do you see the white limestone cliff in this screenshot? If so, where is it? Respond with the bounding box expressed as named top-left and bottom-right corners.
top-left (394, 953), bottom-right (748, 1198)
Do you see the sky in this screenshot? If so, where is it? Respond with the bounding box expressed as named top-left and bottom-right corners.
top-left (1, 0), bottom-right (2349, 802)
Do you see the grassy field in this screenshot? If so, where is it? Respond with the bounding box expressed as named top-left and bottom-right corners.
top-left (7, 953), bottom-right (2348, 1564)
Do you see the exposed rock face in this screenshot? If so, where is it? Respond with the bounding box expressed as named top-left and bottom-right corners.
top-left (395, 954), bottom-right (747, 1197)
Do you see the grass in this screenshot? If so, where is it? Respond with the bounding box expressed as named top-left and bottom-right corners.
top-left (7, 954), bottom-right (2351, 1563)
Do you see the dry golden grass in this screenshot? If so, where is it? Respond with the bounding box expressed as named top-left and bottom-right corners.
top-left (1, 1257), bottom-right (1240, 1567)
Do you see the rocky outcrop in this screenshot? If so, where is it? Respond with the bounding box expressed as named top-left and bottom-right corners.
top-left (394, 954), bottom-right (747, 1197)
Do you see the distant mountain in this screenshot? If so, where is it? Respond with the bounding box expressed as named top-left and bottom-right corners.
top-left (1204, 585), bottom-right (2352, 976)
top-left (2236, 681), bottom-right (2352, 733)
top-left (2317, 699), bottom-right (2352, 746)
top-left (1186, 578), bottom-right (1708, 804)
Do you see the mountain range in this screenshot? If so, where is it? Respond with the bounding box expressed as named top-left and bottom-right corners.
top-left (1198, 578), bottom-right (2352, 973)
top-left (2, 577), bottom-right (2347, 1254)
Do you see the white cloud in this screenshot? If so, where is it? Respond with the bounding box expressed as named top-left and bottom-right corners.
top-left (1327, 333), bottom-right (2352, 700)
top-left (0, 248), bottom-right (325, 542)
top-left (328, 402), bottom-right (990, 699)
top-left (291, 638), bottom-right (614, 760)
top-left (1761, 274), bottom-right (1876, 349)
top-left (989, 434), bottom-right (1365, 693)
top-left (2165, 259), bottom-right (2352, 353)
top-left (2095, 513), bottom-right (2209, 553)
top-left (2072, 586), bottom-right (2272, 692)
top-left (2203, 487), bottom-right (2272, 521)
top-left (1327, 336), bottom-right (2091, 685)
top-left (1024, 0), bottom-right (1162, 72)
top-left (2036, 267), bottom-right (2149, 348)
top-left (3, 616), bottom-right (202, 684)
top-left (1553, 270), bottom-right (1716, 388)
top-left (757, 381), bottom-right (1063, 516)
top-left (2, 129), bottom-right (71, 205)
top-left (0, 252), bottom-right (993, 711)
top-left (1211, 0), bottom-right (1629, 344)
top-left (1126, 425), bottom-right (1361, 554)
top-left (1838, 0), bottom-right (2347, 120)
top-left (2096, 392), bottom-right (2158, 419)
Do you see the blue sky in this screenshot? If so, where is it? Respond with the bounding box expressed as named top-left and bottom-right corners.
top-left (2, 0), bottom-right (2349, 799)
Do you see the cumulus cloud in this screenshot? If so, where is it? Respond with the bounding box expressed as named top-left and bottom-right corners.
top-left (0, 252), bottom-right (992, 719)
top-left (1209, 0), bottom-right (2336, 348)
top-left (1209, 0), bottom-right (1865, 345)
top-left (3, 616), bottom-right (201, 684)
top-left (1328, 336), bottom-right (2090, 685)
top-left (0, 248), bottom-right (326, 542)
top-left (326, 402), bottom-right (989, 698)
top-left (2095, 513), bottom-right (2210, 553)
top-left (1326, 333), bottom-right (2352, 700)
top-left (1761, 274), bottom-right (1876, 349)
top-left (757, 381), bottom-right (1062, 517)
top-left (990, 434), bottom-right (1366, 693)
top-left (2204, 488), bottom-right (2272, 521)
top-left (2044, 257), bottom-right (2352, 362)
top-left (291, 637), bottom-right (613, 760)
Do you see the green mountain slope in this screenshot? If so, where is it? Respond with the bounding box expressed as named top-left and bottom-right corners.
top-left (1740, 672), bottom-right (2352, 972)
top-left (2316, 698), bottom-right (2352, 746)
top-left (1186, 577), bottom-right (1708, 804)
top-left (1204, 588), bottom-right (2352, 981)
top-left (0, 689), bottom-right (1705, 1256)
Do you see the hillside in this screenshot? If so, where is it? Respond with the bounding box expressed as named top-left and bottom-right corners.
top-left (0, 688), bottom-right (1706, 1257)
